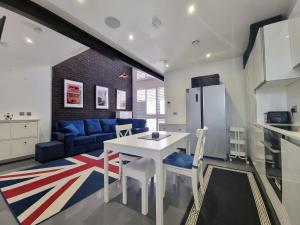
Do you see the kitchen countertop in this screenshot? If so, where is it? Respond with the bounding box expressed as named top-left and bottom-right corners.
top-left (255, 123), bottom-right (300, 141)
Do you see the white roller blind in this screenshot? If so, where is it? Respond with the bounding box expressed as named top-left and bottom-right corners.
top-left (147, 88), bottom-right (156, 115)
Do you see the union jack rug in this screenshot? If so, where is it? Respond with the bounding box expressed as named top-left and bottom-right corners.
top-left (0, 150), bottom-right (120, 225)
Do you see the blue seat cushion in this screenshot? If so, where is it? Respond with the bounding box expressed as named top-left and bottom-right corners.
top-left (84, 119), bottom-right (102, 135)
top-left (58, 120), bottom-right (85, 136)
top-left (100, 119), bottom-right (117, 133)
top-left (63, 124), bottom-right (80, 136)
top-left (132, 119), bottom-right (146, 128)
top-left (73, 136), bottom-right (97, 146)
top-left (117, 119), bottom-right (133, 125)
top-left (90, 133), bottom-right (114, 142)
top-left (163, 152), bottom-right (194, 169)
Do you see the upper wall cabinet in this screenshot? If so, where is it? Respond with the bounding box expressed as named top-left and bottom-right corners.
top-left (263, 20), bottom-right (299, 82)
top-left (252, 29), bottom-right (265, 89)
top-left (289, 0), bottom-right (300, 68)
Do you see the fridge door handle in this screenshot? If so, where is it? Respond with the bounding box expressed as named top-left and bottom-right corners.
top-left (195, 94), bottom-right (198, 102)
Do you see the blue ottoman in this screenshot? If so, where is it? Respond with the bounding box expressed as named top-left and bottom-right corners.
top-left (35, 141), bottom-right (64, 163)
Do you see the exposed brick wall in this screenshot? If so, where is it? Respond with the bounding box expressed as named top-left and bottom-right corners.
top-left (52, 49), bottom-right (132, 123)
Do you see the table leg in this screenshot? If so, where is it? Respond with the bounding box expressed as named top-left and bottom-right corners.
top-left (104, 147), bottom-right (109, 203)
top-left (155, 159), bottom-right (164, 225)
top-left (186, 136), bottom-right (191, 155)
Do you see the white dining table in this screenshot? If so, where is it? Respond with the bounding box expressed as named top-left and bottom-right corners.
top-left (103, 131), bottom-right (190, 225)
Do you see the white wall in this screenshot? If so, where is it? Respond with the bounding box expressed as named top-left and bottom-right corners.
top-left (164, 57), bottom-right (247, 127)
top-left (0, 58), bottom-right (52, 142)
top-left (287, 79), bottom-right (300, 123)
top-left (256, 86), bottom-right (288, 124)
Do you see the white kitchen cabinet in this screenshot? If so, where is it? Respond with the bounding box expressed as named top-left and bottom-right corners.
top-left (263, 20), bottom-right (299, 81)
top-left (281, 138), bottom-right (300, 225)
top-left (250, 125), bottom-right (265, 175)
top-left (159, 123), bottom-right (186, 132)
top-left (289, 0), bottom-right (300, 67)
top-left (252, 29), bottom-right (265, 89)
top-left (0, 120), bottom-right (39, 162)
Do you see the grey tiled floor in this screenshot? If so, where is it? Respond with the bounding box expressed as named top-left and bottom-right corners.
top-left (0, 157), bottom-right (252, 225)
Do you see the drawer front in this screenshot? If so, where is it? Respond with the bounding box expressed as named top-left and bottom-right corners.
top-left (11, 122), bottom-right (38, 139)
top-left (0, 123), bottom-right (11, 140)
top-left (0, 140), bottom-right (11, 160)
top-left (11, 138), bottom-right (37, 157)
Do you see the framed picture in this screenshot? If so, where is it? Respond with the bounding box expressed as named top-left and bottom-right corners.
top-left (64, 79), bottom-right (83, 108)
top-left (96, 86), bottom-right (109, 109)
top-left (116, 89), bottom-right (126, 110)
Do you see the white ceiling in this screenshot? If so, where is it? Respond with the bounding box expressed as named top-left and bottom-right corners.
top-left (31, 0), bottom-right (294, 75)
top-left (0, 7), bottom-right (88, 66)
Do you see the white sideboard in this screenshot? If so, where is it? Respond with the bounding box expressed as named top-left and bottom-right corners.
top-left (159, 123), bottom-right (186, 132)
top-left (0, 120), bottom-right (39, 162)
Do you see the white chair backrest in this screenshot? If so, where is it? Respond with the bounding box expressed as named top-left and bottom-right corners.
top-left (115, 124), bottom-right (132, 138)
top-left (192, 127), bottom-right (208, 168)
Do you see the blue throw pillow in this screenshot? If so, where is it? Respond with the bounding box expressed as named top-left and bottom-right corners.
top-left (63, 124), bottom-right (79, 136)
top-left (100, 119), bottom-right (117, 133)
top-left (84, 119), bottom-right (102, 135)
top-left (58, 120), bottom-right (86, 136)
top-left (132, 119), bottom-right (146, 129)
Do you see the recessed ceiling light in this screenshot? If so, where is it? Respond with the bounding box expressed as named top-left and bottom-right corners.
top-left (165, 63), bottom-right (169, 68)
top-left (285, 35), bottom-right (290, 39)
top-left (188, 4), bottom-right (195, 14)
top-left (77, 0), bottom-right (85, 4)
top-left (25, 37), bottom-right (33, 44)
top-left (206, 53), bottom-right (211, 58)
top-left (105, 17), bottom-right (121, 29)
top-left (129, 34), bottom-right (134, 41)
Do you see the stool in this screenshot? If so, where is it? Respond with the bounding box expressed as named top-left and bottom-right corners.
top-left (122, 158), bottom-right (155, 215)
top-left (35, 141), bottom-right (64, 163)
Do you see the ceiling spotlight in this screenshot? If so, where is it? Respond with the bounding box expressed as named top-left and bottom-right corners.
top-left (188, 4), bottom-right (195, 14)
top-left (33, 26), bottom-right (43, 34)
top-left (129, 34), bottom-right (134, 41)
top-left (77, 0), bottom-right (85, 4)
top-left (192, 39), bottom-right (200, 46)
top-left (206, 53), bottom-right (211, 58)
top-left (25, 37), bottom-right (33, 44)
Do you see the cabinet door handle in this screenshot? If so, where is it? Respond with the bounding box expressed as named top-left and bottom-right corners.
top-left (24, 125), bottom-right (27, 128)
top-left (24, 141), bottom-right (27, 144)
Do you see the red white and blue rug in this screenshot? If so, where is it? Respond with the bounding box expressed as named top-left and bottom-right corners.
top-left (0, 150), bottom-right (120, 225)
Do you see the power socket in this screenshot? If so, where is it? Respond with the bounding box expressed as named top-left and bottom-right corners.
top-left (291, 106), bottom-right (298, 113)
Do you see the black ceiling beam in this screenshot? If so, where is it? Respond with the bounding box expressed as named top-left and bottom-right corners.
top-left (0, 16), bottom-right (6, 40)
top-left (0, 0), bottom-right (164, 81)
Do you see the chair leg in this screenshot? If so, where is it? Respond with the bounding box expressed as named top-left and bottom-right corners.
top-left (141, 179), bottom-right (148, 215)
top-left (172, 173), bottom-right (177, 185)
top-left (163, 167), bottom-right (167, 198)
top-left (198, 165), bottom-right (205, 194)
top-left (122, 175), bottom-right (127, 205)
top-left (192, 170), bottom-right (200, 211)
top-left (119, 154), bottom-right (123, 180)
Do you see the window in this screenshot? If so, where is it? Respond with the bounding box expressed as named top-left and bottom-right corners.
top-left (137, 89), bottom-right (145, 102)
top-left (146, 89), bottom-right (156, 115)
top-left (134, 70), bottom-right (165, 131)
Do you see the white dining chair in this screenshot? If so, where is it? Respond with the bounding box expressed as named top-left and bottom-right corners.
top-left (115, 124), bottom-right (140, 178)
top-left (163, 127), bottom-right (208, 211)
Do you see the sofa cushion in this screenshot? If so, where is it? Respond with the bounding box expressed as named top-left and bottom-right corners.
top-left (117, 119), bottom-right (133, 125)
top-left (100, 119), bottom-right (117, 133)
top-left (63, 124), bottom-right (80, 136)
top-left (90, 133), bottom-right (114, 143)
top-left (58, 120), bottom-right (85, 136)
top-left (73, 136), bottom-right (97, 146)
top-left (84, 119), bottom-right (102, 135)
top-left (132, 127), bottom-right (149, 134)
top-left (132, 119), bottom-right (146, 129)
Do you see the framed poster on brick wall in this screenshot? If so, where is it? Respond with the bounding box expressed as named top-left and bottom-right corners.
top-left (64, 79), bottom-right (83, 108)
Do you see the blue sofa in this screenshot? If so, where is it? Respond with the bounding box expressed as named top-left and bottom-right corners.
top-left (52, 118), bottom-right (148, 157)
